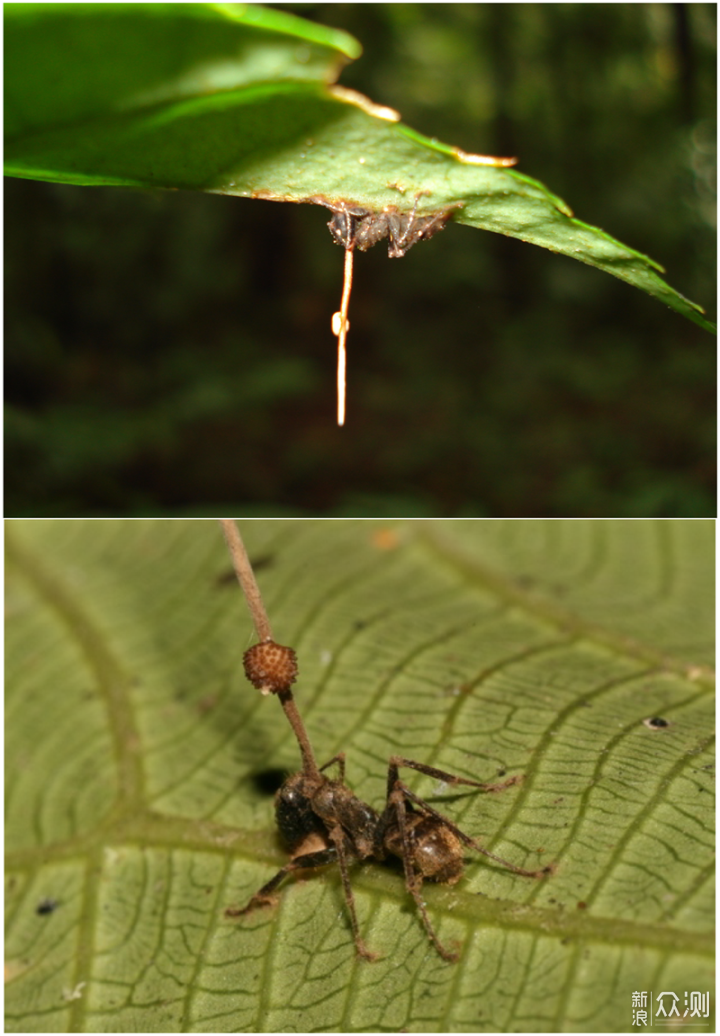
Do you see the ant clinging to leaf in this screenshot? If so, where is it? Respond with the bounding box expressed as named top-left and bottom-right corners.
top-left (220, 520), bottom-right (551, 962)
top-left (320, 191), bottom-right (462, 427)
top-left (317, 141), bottom-right (518, 427)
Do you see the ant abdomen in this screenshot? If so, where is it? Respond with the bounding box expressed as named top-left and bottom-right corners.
top-left (384, 814), bottom-right (465, 885)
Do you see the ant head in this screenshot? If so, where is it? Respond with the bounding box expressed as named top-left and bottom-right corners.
top-left (327, 205), bottom-right (370, 249)
top-left (328, 210), bottom-right (355, 249)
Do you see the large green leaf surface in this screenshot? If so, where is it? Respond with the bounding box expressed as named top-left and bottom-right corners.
top-left (5, 519), bottom-right (714, 1032)
top-left (4, 4), bottom-right (713, 333)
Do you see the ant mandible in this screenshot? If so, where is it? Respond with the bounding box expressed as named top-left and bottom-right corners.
top-left (225, 638), bottom-right (551, 962)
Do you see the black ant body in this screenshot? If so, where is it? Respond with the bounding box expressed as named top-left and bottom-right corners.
top-left (325, 194), bottom-right (459, 257)
top-left (226, 638), bottom-right (550, 962)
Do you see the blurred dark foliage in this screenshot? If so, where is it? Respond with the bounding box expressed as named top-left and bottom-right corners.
top-left (5, 3), bottom-right (716, 517)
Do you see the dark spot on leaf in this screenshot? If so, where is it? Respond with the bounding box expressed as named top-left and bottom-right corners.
top-left (36, 898), bottom-right (59, 916)
top-left (251, 768), bottom-right (288, 796)
top-left (643, 716), bottom-right (670, 730)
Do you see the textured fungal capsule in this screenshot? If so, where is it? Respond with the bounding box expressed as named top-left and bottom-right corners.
top-left (243, 640), bottom-right (298, 695)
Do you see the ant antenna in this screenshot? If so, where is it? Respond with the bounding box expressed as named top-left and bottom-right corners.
top-left (331, 246), bottom-right (354, 426)
top-left (219, 520), bottom-right (321, 780)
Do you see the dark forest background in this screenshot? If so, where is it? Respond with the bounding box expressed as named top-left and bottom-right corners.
top-left (5, 4), bottom-right (716, 517)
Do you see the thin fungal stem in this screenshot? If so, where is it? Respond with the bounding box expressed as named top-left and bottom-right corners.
top-left (218, 519), bottom-right (273, 641)
top-left (278, 689), bottom-right (320, 779)
top-left (219, 520), bottom-right (321, 779)
top-left (335, 246), bottom-right (354, 426)
top-left (337, 328), bottom-right (346, 426)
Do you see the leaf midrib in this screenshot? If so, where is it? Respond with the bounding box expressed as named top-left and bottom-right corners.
top-left (6, 807), bottom-right (713, 959)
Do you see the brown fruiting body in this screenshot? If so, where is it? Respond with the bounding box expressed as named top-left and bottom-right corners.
top-left (243, 641), bottom-right (298, 694)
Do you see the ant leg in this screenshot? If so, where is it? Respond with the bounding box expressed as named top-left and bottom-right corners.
top-left (319, 752), bottom-right (346, 780)
top-left (388, 756), bottom-right (523, 795)
top-left (326, 825), bottom-right (379, 961)
top-left (387, 192), bottom-right (426, 257)
top-left (388, 782), bottom-right (460, 962)
top-left (386, 212), bottom-right (405, 257)
top-left (225, 846), bottom-right (337, 918)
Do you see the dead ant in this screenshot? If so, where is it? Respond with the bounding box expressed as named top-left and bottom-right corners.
top-left (318, 192), bottom-right (462, 423)
top-left (326, 193), bottom-right (459, 257)
top-left (226, 638), bottom-right (551, 962)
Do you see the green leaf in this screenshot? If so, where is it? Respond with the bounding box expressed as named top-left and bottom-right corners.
top-left (5, 519), bottom-right (714, 1033)
top-left (4, 4), bottom-right (713, 333)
